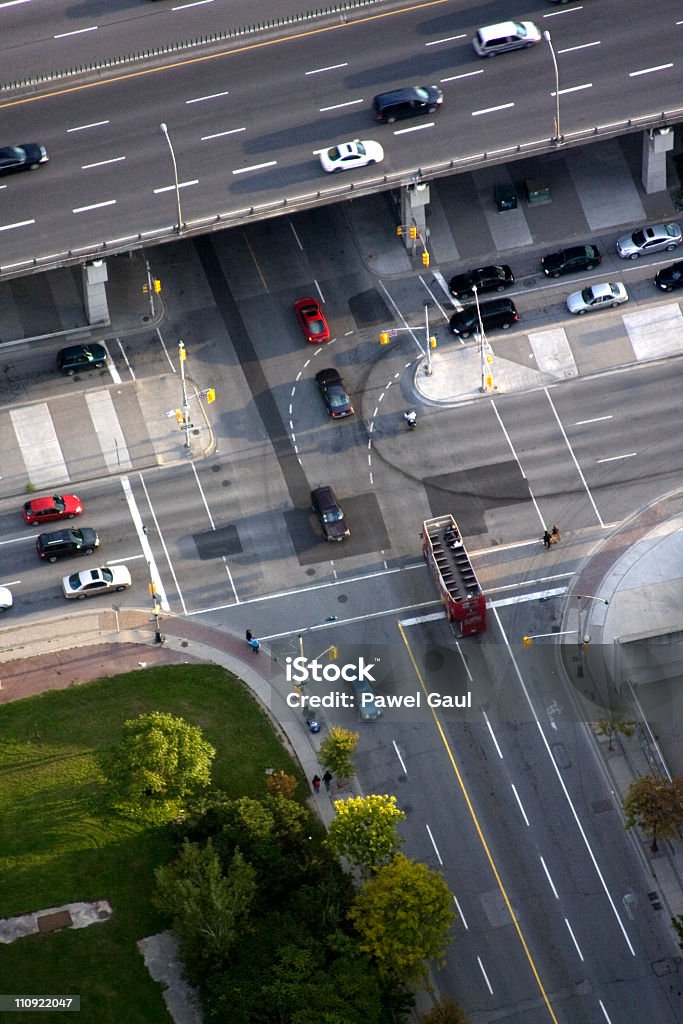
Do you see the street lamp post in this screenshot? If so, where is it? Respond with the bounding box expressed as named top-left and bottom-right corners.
top-left (543, 31), bottom-right (562, 144)
top-left (471, 285), bottom-right (493, 393)
top-left (159, 122), bottom-right (183, 233)
top-left (576, 593), bottom-right (609, 676)
top-left (423, 302), bottom-right (433, 376)
top-left (178, 340), bottom-right (191, 449)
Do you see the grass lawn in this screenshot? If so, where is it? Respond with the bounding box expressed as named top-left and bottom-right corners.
top-left (0, 663), bottom-right (302, 1024)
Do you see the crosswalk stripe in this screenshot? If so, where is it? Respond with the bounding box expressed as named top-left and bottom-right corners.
top-left (86, 390), bottom-right (132, 472)
top-left (10, 404), bottom-right (69, 488)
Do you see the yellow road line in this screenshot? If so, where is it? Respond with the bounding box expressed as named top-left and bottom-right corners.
top-left (242, 229), bottom-right (269, 292)
top-left (397, 620), bottom-right (560, 1024)
top-left (0, 0), bottom-right (450, 110)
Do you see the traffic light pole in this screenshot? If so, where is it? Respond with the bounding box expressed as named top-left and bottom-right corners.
top-left (178, 340), bottom-right (191, 449)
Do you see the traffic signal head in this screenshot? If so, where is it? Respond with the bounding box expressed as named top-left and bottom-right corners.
top-left (396, 225), bottom-right (403, 236)
top-left (379, 331), bottom-right (390, 345)
top-left (409, 225), bottom-right (418, 240)
top-left (422, 251), bottom-right (430, 267)
top-left (153, 279), bottom-right (162, 294)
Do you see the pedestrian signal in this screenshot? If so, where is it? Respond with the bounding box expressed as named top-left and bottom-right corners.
top-left (422, 251), bottom-right (430, 267)
top-left (379, 331), bottom-right (390, 345)
top-left (409, 226), bottom-right (418, 240)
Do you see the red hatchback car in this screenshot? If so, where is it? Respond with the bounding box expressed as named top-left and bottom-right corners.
top-left (294, 297), bottom-right (330, 344)
top-left (23, 494), bottom-right (83, 525)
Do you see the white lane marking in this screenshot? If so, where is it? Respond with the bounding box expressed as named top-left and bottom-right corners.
top-left (173, 0), bottom-right (213, 8)
top-left (67, 121), bottom-right (109, 132)
top-left (188, 463), bottom-right (239, 605)
top-left (629, 63), bottom-right (673, 77)
top-left (394, 123), bottom-right (435, 134)
top-left (511, 784), bottom-right (529, 825)
top-left (489, 401), bottom-right (546, 528)
top-left (136, 474), bottom-right (185, 614)
top-left (86, 391), bottom-right (132, 472)
top-left (82, 156), bottom-right (126, 170)
top-left (314, 279), bottom-right (325, 303)
top-left (555, 83), bottom-right (592, 95)
top-left (121, 476), bottom-right (169, 611)
top-left (575, 415), bottom-right (612, 425)
top-left (54, 25), bottom-right (97, 37)
top-left (400, 611), bottom-right (445, 626)
top-left (427, 33), bottom-right (466, 45)
top-left (201, 128), bottom-right (245, 140)
top-left (392, 739), bottom-right (408, 775)
top-left (0, 0), bottom-right (32, 8)
top-left (483, 711), bottom-right (503, 758)
top-left (565, 918), bottom-right (584, 961)
top-left (597, 452), bottom-right (637, 464)
top-left (153, 180), bottom-right (198, 192)
top-left (452, 893), bottom-right (468, 929)
top-left (543, 388), bottom-right (605, 527)
top-left (477, 957), bottom-right (493, 994)
top-left (0, 219), bottom-right (35, 231)
top-left (113, 337), bottom-right (134, 381)
top-left (488, 575), bottom-right (572, 593)
top-left (543, 4), bottom-right (584, 16)
top-left (100, 341), bottom-right (120, 384)
top-left (232, 162), bottom-right (276, 174)
top-left (0, 536), bottom-right (41, 547)
top-left (472, 103), bottom-right (514, 117)
top-left (73, 200), bottom-right (116, 213)
top-left (319, 99), bottom-right (364, 111)
top-left (186, 90), bottom-right (230, 103)
top-left (156, 326), bottom-right (177, 371)
top-left (425, 824), bottom-right (443, 865)
top-left (598, 1000), bottom-right (613, 1022)
top-left (11, 404), bottom-right (68, 488)
top-left (107, 554), bottom-right (145, 564)
top-left (419, 274), bottom-right (451, 320)
top-left (540, 856), bottom-right (559, 899)
top-left (306, 63), bottom-right (348, 75)
top-left (441, 69), bottom-right (483, 82)
top-left (491, 588), bottom-right (568, 607)
top-left (558, 41), bottom-right (600, 54)
top-left (492, 606), bottom-right (636, 956)
top-left (290, 222), bottom-right (303, 250)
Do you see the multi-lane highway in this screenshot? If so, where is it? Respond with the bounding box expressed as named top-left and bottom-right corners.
top-left (0, 0), bottom-right (681, 271)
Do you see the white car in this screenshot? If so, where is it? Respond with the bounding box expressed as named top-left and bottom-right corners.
top-left (319, 139), bottom-right (384, 174)
top-left (566, 282), bottom-right (628, 315)
top-left (62, 565), bottom-right (132, 599)
top-left (0, 586), bottom-right (13, 612)
top-left (616, 222), bottom-right (682, 259)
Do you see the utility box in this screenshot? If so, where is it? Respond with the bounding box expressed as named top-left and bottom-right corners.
top-left (494, 183), bottom-right (517, 211)
top-left (526, 179), bottom-right (551, 204)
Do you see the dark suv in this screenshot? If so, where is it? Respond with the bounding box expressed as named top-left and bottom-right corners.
top-left (373, 86), bottom-right (443, 124)
top-left (449, 298), bottom-right (518, 338)
top-left (541, 245), bottom-right (601, 278)
top-left (36, 528), bottom-right (99, 562)
top-left (57, 343), bottom-right (107, 375)
top-left (311, 486), bottom-right (350, 542)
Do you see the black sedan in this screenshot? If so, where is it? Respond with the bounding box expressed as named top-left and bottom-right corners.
top-left (448, 264), bottom-right (514, 299)
top-left (315, 368), bottom-right (354, 418)
top-left (0, 143), bottom-right (48, 176)
top-left (541, 244), bottom-right (601, 278)
top-left (655, 261), bottom-right (683, 292)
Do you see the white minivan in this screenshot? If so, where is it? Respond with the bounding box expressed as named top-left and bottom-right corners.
top-left (472, 20), bottom-right (541, 57)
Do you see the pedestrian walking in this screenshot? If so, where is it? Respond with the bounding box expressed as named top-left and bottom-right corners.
top-left (246, 629), bottom-right (253, 643)
top-left (248, 637), bottom-right (260, 653)
top-left (312, 774), bottom-right (321, 794)
top-left (322, 770), bottom-right (333, 793)
top-left (551, 524), bottom-right (561, 544)
top-left (543, 530), bottom-right (551, 549)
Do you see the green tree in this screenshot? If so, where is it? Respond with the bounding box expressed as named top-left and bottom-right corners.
top-left (154, 839), bottom-right (256, 972)
top-left (327, 794), bottom-right (405, 871)
top-left (421, 995), bottom-right (470, 1024)
top-left (319, 726), bottom-right (359, 781)
top-left (101, 710), bottom-right (215, 822)
top-left (623, 775), bottom-right (683, 852)
top-left (348, 854), bottom-right (456, 982)
top-left (595, 716), bottom-right (635, 751)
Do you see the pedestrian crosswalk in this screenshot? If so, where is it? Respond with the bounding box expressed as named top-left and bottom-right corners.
top-left (2, 384), bottom-right (155, 495)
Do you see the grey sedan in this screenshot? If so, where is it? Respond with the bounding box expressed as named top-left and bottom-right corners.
top-left (616, 223), bottom-right (682, 260)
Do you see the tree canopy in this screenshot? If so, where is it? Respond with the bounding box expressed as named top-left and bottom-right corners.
top-left (348, 853), bottom-right (456, 982)
top-left (318, 726), bottom-right (359, 780)
top-left (623, 775), bottom-right (683, 851)
top-left (327, 794), bottom-right (405, 871)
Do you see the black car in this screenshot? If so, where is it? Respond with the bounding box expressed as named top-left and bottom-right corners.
top-left (0, 143), bottom-right (48, 176)
top-left (655, 261), bottom-right (683, 292)
top-left (449, 264), bottom-right (514, 300)
top-left (311, 486), bottom-right (350, 542)
top-left (541, 245), bottom-right (601, 278)
top-left (36, 528), bottom-right (100, 563)
top-left (315, 369), bottom-right (354, 419)
top-left (373, 85), bottom-right (443, 124)
top-left (449, 298), bottom-right (518, 338)
top-left (57, 343), bottom-right (107, 375)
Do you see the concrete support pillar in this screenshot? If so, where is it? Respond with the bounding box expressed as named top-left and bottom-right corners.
top-left (82, 260), bottom-right (110, 326)
top-left (641, 126), bottom-right (674, 194)
top-left (399, 181), bottom-right (430, 251)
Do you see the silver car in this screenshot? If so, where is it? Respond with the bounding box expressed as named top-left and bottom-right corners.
top-left (567, 282), bottom-right (628, 315)
top-left (616, 222), bottom-right (682, 260)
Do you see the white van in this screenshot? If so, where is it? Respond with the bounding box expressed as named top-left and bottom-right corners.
top-left (472, 20), bottom-right (541, 57)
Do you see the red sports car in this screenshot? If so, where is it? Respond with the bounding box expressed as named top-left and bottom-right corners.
top-left (294, 297), bottom-right (330, 344)
top-left (23, 494), bottom-right (83, 525)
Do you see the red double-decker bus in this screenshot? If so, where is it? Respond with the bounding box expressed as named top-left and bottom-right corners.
top-left (421, 515), bottom-right (487, 636)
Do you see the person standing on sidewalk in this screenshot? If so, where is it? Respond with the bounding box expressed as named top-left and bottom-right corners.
top-left (543, 530), bottom-right (552, 549)
top-left (322, 770), bottom-right (333, 793)
top-left (312, 775), bottom-right (321, 794)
